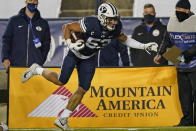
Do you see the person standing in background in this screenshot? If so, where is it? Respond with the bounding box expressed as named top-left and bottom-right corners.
top-left (1, 0), bottom-right (51, 70)
top-left (130, 3), bottom-right (171, 67)
top-left (154, 0), bottom-right (196, 126)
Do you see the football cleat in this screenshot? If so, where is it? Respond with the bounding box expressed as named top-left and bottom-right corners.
top-left (54, 117), bottom-right (71, 130)
top-left (21, 63), bottom-right (40, 83)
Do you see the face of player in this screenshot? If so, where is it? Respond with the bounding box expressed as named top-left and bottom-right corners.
top-left (106, 17), bottom-right (118, 31)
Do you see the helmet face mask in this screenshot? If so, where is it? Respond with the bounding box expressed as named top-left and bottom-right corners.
top-left (105, 16), bottom-right (119, 31)
top-left (98, 3), bottom-right (119, 31)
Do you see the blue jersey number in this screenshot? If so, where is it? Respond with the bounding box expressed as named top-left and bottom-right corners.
top-left (86, 37), bottom-right (111, 49)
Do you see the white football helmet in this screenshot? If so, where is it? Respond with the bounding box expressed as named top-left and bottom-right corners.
top-left (98, 3), bottom-right (119, 31)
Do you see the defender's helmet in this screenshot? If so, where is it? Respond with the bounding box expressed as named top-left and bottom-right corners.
top-left (98, 3), bottom-right (119, 31)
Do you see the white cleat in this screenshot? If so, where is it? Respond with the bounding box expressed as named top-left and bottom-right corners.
top-left (21, 63), bottom-right (41, 83)
top-left (54, 117), bottom-right (71, 130)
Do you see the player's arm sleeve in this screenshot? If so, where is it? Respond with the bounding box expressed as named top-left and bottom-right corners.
top-left (1, 18), bottom-right (14, 62)
top-left (79, 18), bottom-right (87, 33)
top-left (118, 33), bottom-right (145, 49)
top-left (117, 21), bottom-right (144, 49)
top-left (79, 16), bottom-right (96, 34)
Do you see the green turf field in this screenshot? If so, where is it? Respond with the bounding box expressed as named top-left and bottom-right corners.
top-left (8, 127), bottom-right (196, 131)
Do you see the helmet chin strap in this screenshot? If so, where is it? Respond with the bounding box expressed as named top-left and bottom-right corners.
top-left (106, 25), bottom-right (115, 31)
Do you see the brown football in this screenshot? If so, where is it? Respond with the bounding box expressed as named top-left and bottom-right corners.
top-left (70, 32), bottom-right (85, 43)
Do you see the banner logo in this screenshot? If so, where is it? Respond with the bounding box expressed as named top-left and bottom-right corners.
top-left (28, 86), bottom-right (97, 117)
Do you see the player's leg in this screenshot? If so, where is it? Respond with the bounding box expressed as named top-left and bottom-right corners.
top-left (68, 55), bottom-right (96, 110)
top-left (66, 86), bottom-right (86, 111)
top-left (21, 51), bottom-right (76, 86)
top-left (55, 56), bottom-right (96, 129)
top-left (55, 86), bottom-right (86, 130)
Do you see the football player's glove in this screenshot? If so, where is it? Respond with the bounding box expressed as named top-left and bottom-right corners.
top-left (144, 42), bottom-right (158, 54)
top-left (66, 39), bottom-right (84, 51)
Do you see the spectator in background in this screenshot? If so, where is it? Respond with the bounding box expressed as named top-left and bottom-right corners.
top-left (1, 0), bottom-right (51, 70)
top-left (130, 3), bottom-right (171, 67)
top-left (154, 0), bottom-right (196, 126)
top-left (96, 39), bottom-right (129, 67)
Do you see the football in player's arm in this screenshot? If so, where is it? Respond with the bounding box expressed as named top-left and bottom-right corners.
top-left (21, 2), bottom-right (158, 130)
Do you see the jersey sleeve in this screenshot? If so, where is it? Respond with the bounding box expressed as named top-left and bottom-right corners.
top-left (79, 17), bottom-right (87, 33)
top-left (79, 16), bottom-right (95, 33)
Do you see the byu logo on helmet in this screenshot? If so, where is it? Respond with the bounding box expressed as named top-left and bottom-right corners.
top-left (100, 6), bottom-right (107, 13)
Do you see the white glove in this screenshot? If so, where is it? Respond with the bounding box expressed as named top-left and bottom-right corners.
top-left (143, 42), bottom-right (158, 54)
top-left (66, 39), bottom-right (84, 51)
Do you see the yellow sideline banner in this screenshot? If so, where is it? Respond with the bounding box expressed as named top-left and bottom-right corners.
top-left (9, 67), bottom-right (182, 128)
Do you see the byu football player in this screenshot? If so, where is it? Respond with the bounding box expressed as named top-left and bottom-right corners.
top-left (21, 2), bottom-right (158, 130)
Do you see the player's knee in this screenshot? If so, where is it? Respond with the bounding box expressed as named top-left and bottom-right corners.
top-left (54, 81), bottom-right (64, 86)
top-left (58, 76), bottom-right (69, 86)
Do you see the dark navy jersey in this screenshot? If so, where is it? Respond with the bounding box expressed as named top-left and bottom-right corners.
top-left (72, 16), bottom-right (122, 59)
